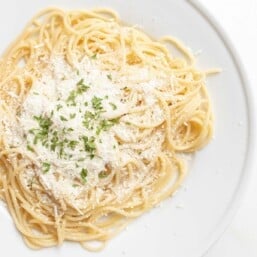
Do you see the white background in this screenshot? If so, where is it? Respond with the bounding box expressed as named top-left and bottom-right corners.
top-left (200, 1), bottom-right (257, 256)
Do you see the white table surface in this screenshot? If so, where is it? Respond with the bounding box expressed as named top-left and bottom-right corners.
top-left (199, 1), bottom-right (257, 256)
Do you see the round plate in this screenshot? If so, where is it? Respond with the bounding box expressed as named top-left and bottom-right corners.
top-left (0, 1), bottom-right (254, 257)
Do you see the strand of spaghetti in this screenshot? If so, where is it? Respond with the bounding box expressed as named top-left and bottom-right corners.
top-left (154, 90), bottom-right (174, 150)
top-left (0, 7), bottom-right (214, 251)
top-left (161, 36), bottom-right (195, 65)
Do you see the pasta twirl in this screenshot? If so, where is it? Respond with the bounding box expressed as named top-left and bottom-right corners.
top-left (0, 8), bottom-right (213, 251)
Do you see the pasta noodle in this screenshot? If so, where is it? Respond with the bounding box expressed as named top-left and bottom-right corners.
top-left (0, 8), bottom-right (213, 250)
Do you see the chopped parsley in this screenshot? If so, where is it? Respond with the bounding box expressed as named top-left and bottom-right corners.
top-left (83, 111), bottom-right (95, 129)
top-left (91, 53), bottom-right (97, 59)
top-left (60, 115), bottom-right (68, 121)
top-left (66, 90), bottom-right (77, 106)
top-left (68, 140), bottom-right (79, 150)
top-left (66, 79), bottom-right (90, 106)
top-left (70, 113), bottom-right (76, 119)
top-left (25, 73), bottom-right (124, 184)
top-left (32, 115), bottom-right (52, 144)
top-left (84, 111), bottom-right (95, 120)
top-left (26, 145), bottom-right (35, 152)
top-left (50, 131), bottom-right (59, 151)
top-left (56, 104), bottom-right (63, 111)
top-left (82, 136), bottom-right (96, 158)
top-left (91, 96), bottom-right (103, 110)
top-left (109, 102), bottom-right (117, 110)
top-left (96, 118), bottom-right (119, 135)
top-left (98, 170), bottom-right (108, 178)
top-left (42, 162), bottom-right (51, 173)
top-left (33, 115), bottom-right (52, 130)
top-left (76, 79), bottom-right (90, 94)
top-left (80, 168), bottom-right (88, 183)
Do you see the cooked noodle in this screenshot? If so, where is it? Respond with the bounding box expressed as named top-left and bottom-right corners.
top-left (0, 8), bottom-right (213, 250)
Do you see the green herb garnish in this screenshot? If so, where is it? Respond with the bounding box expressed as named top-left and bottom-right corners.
top-left (77, 79), bottom-right (90, 94)
top-left (82, 136), bottom-right (96, 158)
top-left (32, 115), bottom-right (52, 144)
top-left (70, 113), bottom-right (76, 119)
top-left (50, 131), bottom-right (59, 151)
top-left (33, 115), bottom-right (52, 130)
top-left (83, 111), bottom-right (95, 129)
top-left (56, 104), bottom-right (63, 111)
top-left (42, 162), bottom-right (51, 173)
top-left (60, 115), bottom-right (68, 121)
top-left (68, 140), bottom-right (79, 150)
top-left (91, 96), bottom-right (103, 110)
top-left (98, 170), bottom-right (108, 178)
top-left (91, 53), bottom-right (97, 59)
top-left (27, 145), bottom-right (35, 152)
top-left (80, 168), bottom-right (88, 183)
top-left (66, 80), bottom-right (89, 106)
top-left (66, 90), bottom-right (77, 106)
top-left (96, 118), bottom-right (119, 135)
top-left (109, 102), bottom-right (117, 110)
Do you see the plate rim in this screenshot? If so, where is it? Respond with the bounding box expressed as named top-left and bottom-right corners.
top-left (188, 0), bottom-right (256, 256)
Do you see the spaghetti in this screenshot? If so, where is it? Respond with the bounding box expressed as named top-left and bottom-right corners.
top-left (0, 8), bottom-right (213, 250)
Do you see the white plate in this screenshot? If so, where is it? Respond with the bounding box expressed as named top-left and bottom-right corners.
top-left (0, 1), bottom-right (254, 257)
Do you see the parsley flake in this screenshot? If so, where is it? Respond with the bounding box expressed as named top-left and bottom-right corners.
top-left (91, 53), bottom-right (97, 59)
top-left (109, 102), bottom-right (117, 110)
top-left (96, 118), bottom-right (119, 135)
top-left (70, 113), bottom-right (76, 119)
top-left (60, 115), bottom-right (68, 121)
top-left (42, 162), bottom-right (51, 173)
top-left (56, 104), bottom-right (63, 111)
top-left (82, 136), bottom-right (96, 158)
top-left (77, 79), bottom-right (90, 94)
top-left (32, 115), bottom-right (52, 144)
top-left (27, 145), bottom-right (35, 152)
top-left (66, 90), bottom-right (77, 106)
top-left (91, 96), bottom-right (103, 110)
top-left (98, 170), bottom-right (109, 178)
top-left (68, 140), bottom-right (79, 150)
top-left (80, 168), bottom-right (88, 183)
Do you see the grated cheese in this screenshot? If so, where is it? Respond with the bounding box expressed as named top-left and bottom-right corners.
top-left (3, 55), bottom-right (169, 207)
